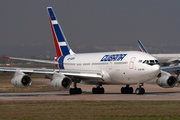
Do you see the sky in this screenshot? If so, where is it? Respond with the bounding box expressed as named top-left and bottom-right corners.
top-left (0, 0), bottom-right (180, 58)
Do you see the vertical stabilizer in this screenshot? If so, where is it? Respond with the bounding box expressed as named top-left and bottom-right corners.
top-left (47, 7), bottom-right (75, 58)
top-left (138, 40), bottom-right (148, 53)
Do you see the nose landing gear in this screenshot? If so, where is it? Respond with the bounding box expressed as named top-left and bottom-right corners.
top-left (135, 83), bottom-right (145, 95)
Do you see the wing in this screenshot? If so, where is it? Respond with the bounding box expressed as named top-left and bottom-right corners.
top-left (0, 67), bottom-right (102, 79)
top-left (167, 58), bottom-right (180, 63)
top-left (3, 56), bottom-right (58, 64)
top-left (161, 65), bottom-right (180, 72)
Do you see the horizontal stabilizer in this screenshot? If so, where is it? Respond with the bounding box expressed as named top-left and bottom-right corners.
top-left (3, 56), bottom-right (58, 64)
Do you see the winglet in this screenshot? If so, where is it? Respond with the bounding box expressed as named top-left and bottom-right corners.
top-left (47, 7), bottom-right (75, 58)
top-left (138, 40), bottom-right (148, 53)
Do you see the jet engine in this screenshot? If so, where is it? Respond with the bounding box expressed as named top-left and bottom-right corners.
top-left (11, 70), bottom-right (32, 88)
top-left (156, 71), bottom-right (177, 88)
top-left (176, 75), bottom-right (180, 83)
top-left (50, 72), bottom-right (72, 90)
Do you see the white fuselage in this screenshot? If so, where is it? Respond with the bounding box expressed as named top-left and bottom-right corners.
top-left (152, 54), bottom-right (180, 63)
top-left (59, 51), bottom-right (160, 85)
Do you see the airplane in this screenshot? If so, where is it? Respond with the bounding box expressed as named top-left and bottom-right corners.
top-left (0, 7), bottom-right (180, 95)
top-left (138, 40), bottom-right (180, 65)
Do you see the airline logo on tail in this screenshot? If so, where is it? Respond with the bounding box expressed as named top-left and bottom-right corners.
top-left (138, 40), bottom-right (148, 53)
top-left (47, 7), bottom-right (72, 58)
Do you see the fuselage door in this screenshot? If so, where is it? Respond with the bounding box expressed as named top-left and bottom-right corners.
top-left (108, 61), bottom-right (112, 70)
top-left (129, 57), bottom-right (136, 69)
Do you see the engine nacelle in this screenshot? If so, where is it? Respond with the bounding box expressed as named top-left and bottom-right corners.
top-left (51, 72), bottom-right (72, 90)
top-left (11, 70), bottom-right (32, 88)
top-left (156, 71), bottom-right (177, 88)
top-left (176, 75), bottom-right (180, 83)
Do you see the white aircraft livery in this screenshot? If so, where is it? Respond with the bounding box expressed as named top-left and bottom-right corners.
top-left (1, 7), bottom-right (180, 95)
top-left (138, 40), bottom-right (180, 64)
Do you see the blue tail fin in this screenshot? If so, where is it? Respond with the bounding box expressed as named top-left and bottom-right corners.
top-left (47, 7), bottom-right (74, 58)
top-left (138, 40), bottom-right (148, 53)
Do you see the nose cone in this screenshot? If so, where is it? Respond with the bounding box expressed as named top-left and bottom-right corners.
top-left (150, 64), bottom-right (161, 77)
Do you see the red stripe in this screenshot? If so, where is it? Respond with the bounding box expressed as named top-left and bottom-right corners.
top-left (2, 56), bottom-right (10, 59)
top-left (54, 57), bottom-right (60, 69)
top-left (47, 11), bottom-right (62, 58)
top-left (139, 47), bottom-right (142, 52)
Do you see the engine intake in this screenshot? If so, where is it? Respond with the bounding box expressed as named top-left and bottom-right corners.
top-left (11, 70), bottom-right (32, 88)
top-left (156, 71), bottom-right (177, 88)
top-left (51, 72), bottom-right (72, 90)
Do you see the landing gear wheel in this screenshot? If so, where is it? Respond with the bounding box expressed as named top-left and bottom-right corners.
top-left (135, 88), bottom-right (145, 95)
top-left (129, 87), bottom-right (133, 94)
top-left (121, 86), bottom-right (133, 94)
top-left (70, 88), bottom-right (82, 94)
top-left (92, 87), bottom-right (104, 94)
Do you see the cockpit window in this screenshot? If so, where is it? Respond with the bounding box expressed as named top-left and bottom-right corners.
top-left (155, 60), bottom-right (159, 63)
top-left (143, 60), bottom-right (146, 63)
top-left (150, 60), bottom-right (154, 63)
top-left (147, 60), bottom-right (149, 64)
top-left (142, 60), bottom-right (159, 66)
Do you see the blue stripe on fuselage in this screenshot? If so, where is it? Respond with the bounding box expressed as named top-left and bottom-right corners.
top-left (58, 56), bottom-right (65, 69)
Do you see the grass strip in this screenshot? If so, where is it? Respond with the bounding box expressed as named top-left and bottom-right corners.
top-left (0, 101), bottom-right (180, 120)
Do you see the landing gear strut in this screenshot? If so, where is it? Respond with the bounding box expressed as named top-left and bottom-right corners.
top-left (92, 85), bottom-right (104, 94)
top-left (135, 83), bottom-right (145, 95)
top-left (121, 85), bottom-right (133, 94)
top-left (69, 79), bottom-right (82, 94)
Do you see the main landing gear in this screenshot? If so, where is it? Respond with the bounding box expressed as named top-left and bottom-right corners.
top-left (135, 83), bottom-right (145, 95)
top-left (121, 85), bottom-right (133, 94)
top-left (121, 84), bottom-right (145, 95)
top-left (70, 88), bottom-right (82, 94)
top-left (69, 79), bottom-right (82, 95)
top-left (92, 85), bottom-right (104, 94)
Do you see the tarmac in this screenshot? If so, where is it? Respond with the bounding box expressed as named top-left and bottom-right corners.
top-left (0, 80), bottom-right (180, 101)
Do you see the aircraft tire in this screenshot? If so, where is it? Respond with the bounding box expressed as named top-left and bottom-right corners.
top-left (135, 88), bottom-right (145, 95)
top-left (92, 87), bottom-right (104, 94)
top-left (70, 88), bottom-right (75, 94)
top-left (70, 88), bottom-right (82, 94)
top-left (121, 87), bottom-right (133, 94)
top-left (92, 88), bottom-right (97, 94)
top-left (121, 87), bottom-right (125, 94)
top-left (129, 87), bottom-right (133, 94)
top-left (78, 88), bottom-right (82, 94)
top-left (100, 87), bottom-right (104, 94)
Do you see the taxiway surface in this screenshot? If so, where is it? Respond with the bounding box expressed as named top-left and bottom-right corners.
top-left (0, 82), bottom-right (180, 101)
